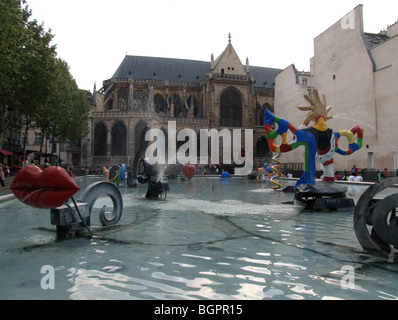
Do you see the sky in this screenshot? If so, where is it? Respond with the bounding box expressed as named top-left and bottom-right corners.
top-left (27, 0), bottom-right (398, 91)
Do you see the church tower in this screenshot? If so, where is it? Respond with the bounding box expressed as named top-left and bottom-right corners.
top-left (210, 33), bottom-right (248, 76)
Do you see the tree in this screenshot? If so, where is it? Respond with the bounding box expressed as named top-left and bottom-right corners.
top-left (0, 0), bottom-right (56, 151)
top-left (34, 58), bottom-right (89, 161)
top-left (0, 0), bottom-right (28, 144)
top-left (1, 0), bottom-right (89, 162)
top-left (20, 18), bottom-right (57, 158)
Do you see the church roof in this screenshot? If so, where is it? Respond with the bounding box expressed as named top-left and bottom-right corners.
top-left (111, 55), bottom-right (281, 88)
top-left (250, 66), bottom-right (281, 88)
top-left (112, 55), bottom-right (209, 83)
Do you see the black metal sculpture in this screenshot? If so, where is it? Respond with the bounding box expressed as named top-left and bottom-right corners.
top-left (51, 181), bottom-right (123, 237)
top-left (132, 150), bottom-right (169, 199)
top-left (354, 177), bottom-right (398, 257)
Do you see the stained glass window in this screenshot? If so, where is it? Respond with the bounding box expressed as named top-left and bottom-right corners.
top-left (111, 122), bottom-right (127, 156)
top-left (118, 90), bottom-right (128, 111)
top-left (220, 89), bottom-right (242, 127)
top-left (256, 136), bottom-right (269, 157)
top-left (133, 90), bottom-right (147, 111)
top-left (154, 94), bottom-right (164, 113)
top-left (187, 95), bottom-right (198, 115)
top-left (173, 94), bottom-right (182, 118)
top-left (94, 122), bottom-right (107, 156)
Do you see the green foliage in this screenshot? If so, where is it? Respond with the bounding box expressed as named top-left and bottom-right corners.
top-left (0, 0), bottom-right (89, 152)
top-left (39, 58), bottom-right (89, 144)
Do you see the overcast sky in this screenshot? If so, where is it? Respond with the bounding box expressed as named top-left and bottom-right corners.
top-left (28, 0), bottom-right (398, 91)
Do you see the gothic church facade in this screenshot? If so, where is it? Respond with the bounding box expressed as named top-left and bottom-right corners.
top-left (81, 37), bottom-right (281, 169)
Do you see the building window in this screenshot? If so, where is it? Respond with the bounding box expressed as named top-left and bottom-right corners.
top-left (108, 99), bottom-right (114, 111)
top-left (111, 122), bottom-right (127, 156)
top-left (133, 90), bottom-right (147, 111)
top-left (154, 94), bottom-right (165, 114)
top-left (173, 94), bottom-right (183, 118)
top-left (133, 121), bottom-right (150, 156)
top-left (187, 95), bottom-right (200, 118)
top-left (93, 122), bottom-right (107, 156)
top-left (256, 136), bottom-right (270, 158)
top-left (220, 89), bottom-right (242, 127)
top-left (34, 132), bottom-right (41, 145)
top-left (256, 104), bottom-right (264, 126)
top-left (302, 78), bottom-right (308, 87)
top-left (118, 90), bottom-right (128, 111)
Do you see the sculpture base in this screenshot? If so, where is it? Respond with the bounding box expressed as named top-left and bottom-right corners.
top-left (145, 176), bottom-right (169, 199)
top-left (294, 181), bottom-right (355, 211)
top-left (51, 202), bottom-right (90, 238)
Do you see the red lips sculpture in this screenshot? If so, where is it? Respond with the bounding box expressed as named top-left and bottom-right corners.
top-left (11, 165), bottom-right (80, 209)
top-left (182, 165), bottom-right (195, 180)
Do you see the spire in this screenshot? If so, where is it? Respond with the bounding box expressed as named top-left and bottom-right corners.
top-left (228, 32), bottom-right (231, 43)
top-left (211, 53), bottom-right (215, 69)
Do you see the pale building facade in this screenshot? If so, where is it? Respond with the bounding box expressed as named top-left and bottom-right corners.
top-left (274, 5), bottom-right (398, 174)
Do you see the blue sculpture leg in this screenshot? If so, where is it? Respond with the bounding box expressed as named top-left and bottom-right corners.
top-left (294, 130), bottom-right (317, 187)
top-left (296, 171), bottom-right (315, 188)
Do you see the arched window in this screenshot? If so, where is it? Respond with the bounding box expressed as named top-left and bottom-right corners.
top-left (118, 90), bottom-right (128, 111)
top-left (133, 90), bottom-right (147, 111)
top-left (111, 122), bottom-right (127, 156)
top-left (134, 121), bottom-right (150, 156)
top-left (173, 94), bottom-right (182, 118)
top-left (256, 136), bottom-right (270, 158)
top-left (187, 95), bottom-right (200, 117)
top-left (256, 103), bottom-right (264, 126)
top-left (94, 122), bottom-right (107, 156)
top-left (220, 89), bottom-right (242, 127)
top-left (154, 94), bottom-right (165, 114)
top-left (107, 99), bottom-right (114, 111)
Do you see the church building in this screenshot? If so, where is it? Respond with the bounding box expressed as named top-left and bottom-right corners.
top-left (81, 35), bottom-right (281, 170)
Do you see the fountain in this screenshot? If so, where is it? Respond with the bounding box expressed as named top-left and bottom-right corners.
top-left (263, 89), bottom-right (363, 210)
top-left (132, 149), bottom-right (169, 199)
top-left (3, 91), bottom-right (398, 300)
top-left (3, 165), bottom-right (398, 299)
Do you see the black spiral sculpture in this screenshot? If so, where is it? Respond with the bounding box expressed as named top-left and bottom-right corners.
top-left (354, 177), bottom-right (398, 257)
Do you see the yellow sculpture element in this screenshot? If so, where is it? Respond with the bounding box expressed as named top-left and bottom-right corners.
top-left (270, 154), bottom-right (282, 190)
top-left (338, 130), bottom-right (356, 144)
top-left (298, 89), bottom-right (333, 127)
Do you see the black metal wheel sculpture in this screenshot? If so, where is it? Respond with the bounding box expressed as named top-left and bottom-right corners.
top-left (354, 177), bottom-right (398, 257)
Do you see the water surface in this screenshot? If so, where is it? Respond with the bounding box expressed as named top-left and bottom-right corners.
top-left (1, 176), bottom-right (398, 300)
